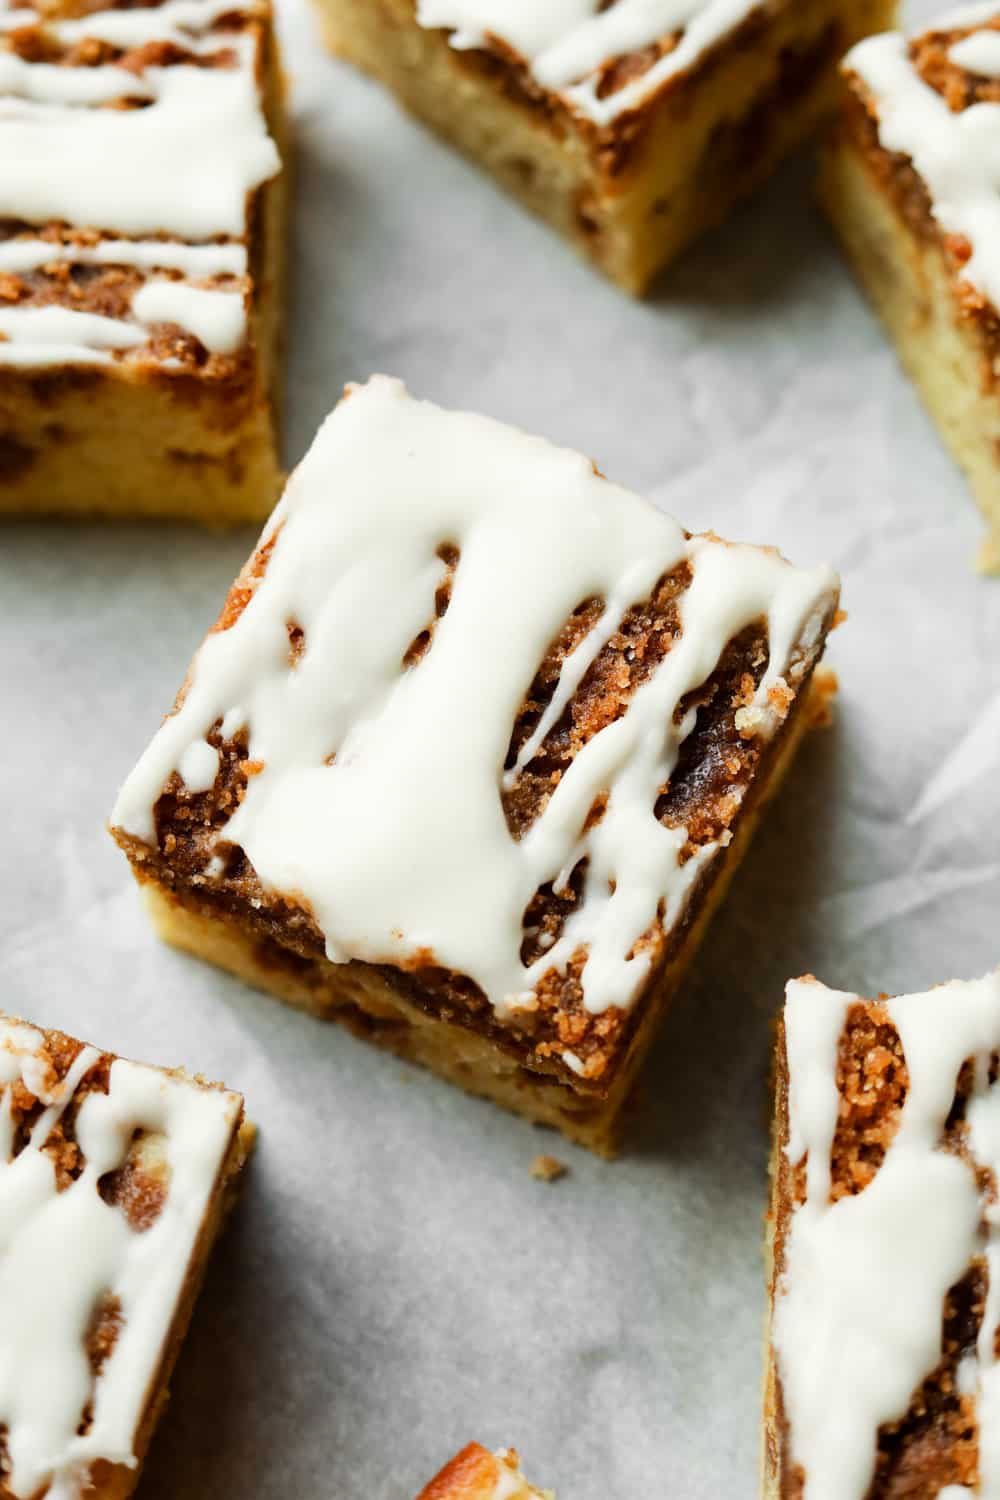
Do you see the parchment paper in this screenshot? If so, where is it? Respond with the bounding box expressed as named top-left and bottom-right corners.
top-left (2, 0), bottom-right (999, 1493)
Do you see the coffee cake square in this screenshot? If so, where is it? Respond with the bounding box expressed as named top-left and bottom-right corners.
top-left (317, 0), bottom-right (895, 293)
top-left (766, 971), bottom-right (1000, 1497)
top-left (821, 5), bottom-right (1000, 570)
top-left (0, 0), bottom-right (286, 522)
top-left (0, 1010), bottom-right (251, 1500)
top-left (110, 375), bottom-right (839, 1155)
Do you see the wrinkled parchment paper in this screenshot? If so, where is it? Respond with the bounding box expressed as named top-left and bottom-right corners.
top-left (2, 1), bottom-right (998, 1493)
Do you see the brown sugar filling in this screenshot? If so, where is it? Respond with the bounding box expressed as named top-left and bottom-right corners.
top-left (593, 34), bottom-right (679, 101)
top-left (781, 1002), bottom-right (992, 1497)
top-left (99, 1129), bottom-right (170, 1232)
top-left (828, 1001), bottom-right (910, 1201)
top-left (75, 1291), bottom-right (124, 1438)
top-left (502, 565), bottom-right (691, 840)
top-left (119, 530), bottom-right (831, 1086)
top-left (403, 543), bottom-right (459, 669)
top-left (911, 19), bottom-right (1000, 112)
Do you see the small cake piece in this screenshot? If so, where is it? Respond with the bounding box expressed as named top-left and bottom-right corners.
top-left (110, 375), bottom-right (839, 1156)
top-left (415, 1444), bottom-right (552, 1500)
top-left (821, 6), bottom-right (1000, 571)
top-left (316, 0), bottom-right (896, 295)
top-left (0, 0), bottom-right (286, 523)
top-left (0, 1010), bottom-right (251, 1500)
top-left (765, 971), bottom-right (1000, 1498)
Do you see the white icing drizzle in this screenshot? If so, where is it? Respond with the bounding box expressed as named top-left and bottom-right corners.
top-left (775, 972), bottom-right (1000, 1500)
top-left (415, 0), bottom-right (764, 125)
top-left (932, 0), bottom-right (1000, 31)
top-left (0, 1012), bottom-right (241, 1500)
top-left (0, 285), bottom-right (246, 365)
top-left (179, 737), bottom-right (221, 793)
top-left (951, 27), bottom-right (1000, 76)
top-left (0, 34), bottom-right (278, 240)
top-left (0, 52), bottom-right (155, 105)
top-left (0, 238), bottom-right (246, 277)
top-left (130, 280), bottom-right (246, 354)
top-left (0, 305), bottom-right (146, 365)
top-left (846, 15), bottom-right (1000, 312)
top-left (0, 7), bottom-right (36, 30)
top-left (113, 377), bottom-right (837, 1025)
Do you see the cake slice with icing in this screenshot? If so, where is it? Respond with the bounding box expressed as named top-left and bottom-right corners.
top-left (0, 0), bottom-right (286, 523)
top-left (765, 970), bottom-right (1000, 1498)
top-left (0, 1010), bottom-right (252, 1500)
top-left (414, 1444), bottom-right (553, 1500)
top-left (110, 375), bottom-right (840, 1155)
top-left (316, 0), bottom-right (896, 294)
top-left (821, 3), bottom-right (1000, 570)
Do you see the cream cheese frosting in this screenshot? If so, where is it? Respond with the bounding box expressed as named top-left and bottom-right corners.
top-left (0, 1013), bottom-right (241, 1500)
top-left (846, 5), bottom-right (1000, 313)
top-left (415, 0), bottom-right (765, 126)
top-left (113, 376), bottom-right (837, 1025)
top-left (0, 0), bottom-right (280, 366)
top-left (775, 972), bottom-right (1000, 1500)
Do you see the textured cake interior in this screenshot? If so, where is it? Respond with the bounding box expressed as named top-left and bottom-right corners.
top-left (0, 0), bottom-right (287, 524)
top-left (0, 1020), bottom-right (251, 1500)
top-left (764, 1003), bottom-right (992, 1498)
top-left (114, 519), bottom-right (836, 1154)
top-left (315, 0), bottom-right (896, 293)
top-left (820, 33), bottom-right (1000, 572)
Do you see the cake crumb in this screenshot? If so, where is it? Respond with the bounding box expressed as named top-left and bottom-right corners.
top-left (530, 1154), bottom-right (568, 1182)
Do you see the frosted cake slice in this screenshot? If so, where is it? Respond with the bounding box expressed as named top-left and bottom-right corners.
top-left (0, 1010), bottom-right (251, 1500)
top-left (414, 1444), bottom-right (552, 1500)
top-left (110, 375), bottom-right (839, 1156)
top-left (317, 0), bottom-right (896, 293)
top-left (0, 0), bottom-right (286, 522)
top-left (766, 971), bottom-right (1000, 1497)
top-left (821, 4), bottom-right (1000, 570)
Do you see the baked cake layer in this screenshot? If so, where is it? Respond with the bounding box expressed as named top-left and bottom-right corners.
top-left (110, 375), bottom-right (839, 1152)
top-left (765, 971), bottom-right (1000, 1499)
top-left (821, 5), bottom-right (1000, 571)
top-left (0, 0), bottom-right (286, 522)
top-left (0, 1011), bottom-right (250, 1500)
top-left (414, 1444), bottom-right (552, 1500)
top-left (318, 0), bottom-right (896, 293)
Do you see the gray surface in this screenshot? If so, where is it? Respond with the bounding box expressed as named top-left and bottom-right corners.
top-left (3, 0), bottom-right (999, 1494)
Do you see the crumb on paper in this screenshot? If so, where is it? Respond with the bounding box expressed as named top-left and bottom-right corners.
top-left (531, 1154), bottom-right (568, 1182)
